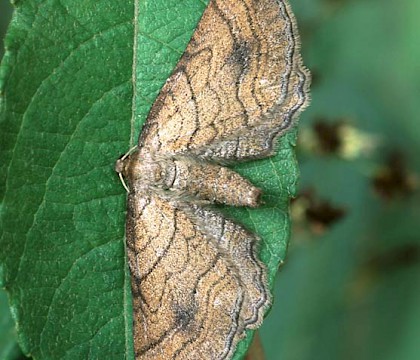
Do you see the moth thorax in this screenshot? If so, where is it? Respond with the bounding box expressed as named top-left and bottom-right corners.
top-left (131, 157), bottom-right (165, 186)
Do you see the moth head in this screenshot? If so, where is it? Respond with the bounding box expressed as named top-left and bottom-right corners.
top-left (115, 146), bottom-right (140, 191)
top-left (116, 148), bottom-right (163, 185)
top-left (115, 157), bottom-right (126, 176)
top-left (115, 154), bottom-right (134, 178)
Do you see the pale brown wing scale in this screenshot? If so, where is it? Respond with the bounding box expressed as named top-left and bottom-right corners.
top-left (120, 0), bottom-right (310, 358)
top-left (138, 0), bottom-right (310, 160)
top-left (126, 192), bottom-right (269, 359)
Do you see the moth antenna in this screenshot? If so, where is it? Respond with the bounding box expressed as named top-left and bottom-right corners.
top-left (119, 172), bottom-right (130, 193)
top-left (117, 146), bottom-right (138, 193)
top-left (121, 145), bottom-right (138, 161)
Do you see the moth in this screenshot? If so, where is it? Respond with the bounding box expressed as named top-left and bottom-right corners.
top-left (116, 0), bottom-right (310, 358)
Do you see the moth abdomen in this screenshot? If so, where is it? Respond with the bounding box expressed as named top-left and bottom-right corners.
top-left (164, 159), bottom-right (261, 207)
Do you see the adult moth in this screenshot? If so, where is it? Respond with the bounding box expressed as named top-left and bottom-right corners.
top-left (116, 0), bottom-right (310, 358)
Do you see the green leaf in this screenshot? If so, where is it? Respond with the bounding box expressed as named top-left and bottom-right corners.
top-left (0, 0), bottom-right (299, 359)
top-left (1, 1), bottom-right (134, 358)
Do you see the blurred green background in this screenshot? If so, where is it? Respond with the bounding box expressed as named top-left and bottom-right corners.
top-left (1, 0), bottom-right (419, 359)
